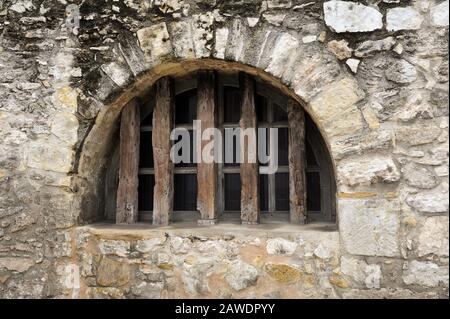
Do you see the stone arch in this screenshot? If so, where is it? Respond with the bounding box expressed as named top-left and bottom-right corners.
top-left (75, 20), bottom-right (366, 224)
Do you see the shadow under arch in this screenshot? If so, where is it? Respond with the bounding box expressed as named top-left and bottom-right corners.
top-left (76, 59), bottom-right (338, 224)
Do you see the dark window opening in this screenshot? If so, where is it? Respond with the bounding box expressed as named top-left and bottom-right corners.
top-left (259, 174), bottom-right (269, 212)
top-left (278, 128), bottom-right (289, 167)
top-left (138, 175), bottom-right (154, 212)
top-left (307, 172), bottom-right (321, 212)
top-left (175, 89), bottom-right (197, 124)
top-left (139, 131), bottom-right (154, 168)
top-left (256, 94), bottom-right (268, 123)
top-left (275, 173), bottom-right (289, 211)
top-left (141, 112), bottom-right (153, 126)
top-left (174, 174), bottom-right (198, 211)
top-left (223, 87), bottom-right (241, 124)
top-left (306, 141), bottom-right (318, 167)
top-left (273, 103), bottom-right (288, 122)
top-left (224, 173), bottom-right (241, 212)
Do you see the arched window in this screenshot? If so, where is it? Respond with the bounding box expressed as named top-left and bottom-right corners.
top-left (108, 71), bottom-right (335, 225)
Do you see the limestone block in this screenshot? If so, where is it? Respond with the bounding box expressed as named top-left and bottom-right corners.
top-left (340, 256), bottom-right (367, 283)
top-left (265, 33), bottom-right (300, 78)
top-left (131, 282), bottom-right (164, 298)
top-left (247, 17), bottom-right (259, 27)
top-left (225, 260), bottom-right (259, 291)
top-left (266, 238), bottom-right (298, 255)
top-left (101, 61), bottom-right (132, 87)
top-left (365, 264), bottom-right (382, 289)
top-left (327, 39), bottom-right (352, 60)
top-left (308, 77), bottom-right (364, 137)
top-left (417, 216), bottom-right (449, 257)
top-left (402, 163), bottom-right (439, 189)
top-left (99, 240), bottom-right (131, 257)
top-left (406, 184), bottom-right (449, 214)
top-left (192, 12), bottom-right (215, 58)
top-left (313, 244), bottom-right (333, 259)
top-left (118, 35), bottom-right (150, 77)
top-left (385, 59), bottom-right (417, 84)
top-left (346, 58), bottom-right (360, 73)
top-left (323, 1), bottom-right (383, 33)
top-left (225, 19), bottom-right (249, 62)
top-left (339, 199), bottom-right (400, 257)
top-left (9, 0), bottom-right (35, 13)
top-left (386, 7), bottom-right (424, 31)
top-left (338, 156), bottom-right (400, 187)
top-left (27, 137), bottom-right (74, 173)
top-left (56, 86), bottom-right (78, 111)
top-left (169, 236), bottom-right (193, 255)
top-left (50, 111), bottom-right (79, 145)
top-left (395, 122), bottom-right (442, 146)
top-left (214, 27), bottom-right (229, 59)
top-left (263, 13), bottom-right (286, 26)
top-left (154, 0), bottom-right (184, 13)
top-left (169, 20), bottom-right (195, 59)
top-left (264, 263), bottom-right (302, 283)
top-left (340, 256), bottom-right (382, 289)
top-left (137, 23), bottom-right (172, 65)
top-left (402, 261), bottom-right (449, 288)
top-left (0, 257), bottom-right (34, 273)
top-left (182, 259), bottom-right (214, 294)
top-left (361, 105), bottom-right (380, 129)
top-left (136, 238), bottom-right (166, 253)
top-left (96, 257), bottom-right (131, 287)
top-left (355, 37), bottom-right (396, 58)
top-left (430, 0), bottom-right (449, 27)
top-left (291, 47), bottom-right (342, 102)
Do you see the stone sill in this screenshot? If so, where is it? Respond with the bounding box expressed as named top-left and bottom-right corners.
top-left (79, 222), bottom-right (338, 240)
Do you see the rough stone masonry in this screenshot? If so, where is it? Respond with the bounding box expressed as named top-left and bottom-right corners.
top-left (0, 0), bottom-right (448, 298)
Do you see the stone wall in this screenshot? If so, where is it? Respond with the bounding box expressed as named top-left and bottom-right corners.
top-left (0, 0), bottom-right (448, 298)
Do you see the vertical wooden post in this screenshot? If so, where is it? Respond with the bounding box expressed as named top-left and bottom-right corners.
top-left (240, 73), bottom-right (260, 224)
top-left (152, 77), bottom-right (174, 226)
top-left (197, 71), bottom-right (219, 225)
top-left (116, 99), bottom-right (140, 224)
top-left (287, 99), bottom-right (307, 224)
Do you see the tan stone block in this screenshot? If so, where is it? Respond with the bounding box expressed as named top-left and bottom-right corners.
top-left (264, 263), bottom-right (302, 283)
top-left (27, 137), bottom-right (74, 173)
top-left (338, 198), bottom-right (400, 257)
top-left (362, 106), bottom-right (380, 129)
top-left (57, 86), bottom-right (78, 111)
top-left (51, 111), bottom-right (79, 145)
top-left (327, 40), bottom-right (352, 60)
top-left (291, 50), bottom-right (342, 102)
top-left (137, 23), bottom-right (172, 64)
top-left (0, 257), bottom-right (34, 273)
top-left (417, 216), bottom-right (449, 257)
top-left (337, 192), bottom-right (378, 199)
top-left (97, 257), bottom-right (131, 287)
top-left (329, 275), bottom-right (350, 288)
top-left (309, 77), bottom-right (364, 137)
top-left (169, 20), bottom-right (196, 59)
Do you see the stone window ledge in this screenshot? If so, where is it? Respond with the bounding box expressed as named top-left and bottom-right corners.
top-left (78, 222), bottom-right (338, 239)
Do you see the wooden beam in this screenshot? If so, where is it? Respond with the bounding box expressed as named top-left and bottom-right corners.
top-left (152, 77), bottom-right (174, 226)
top-left (287, 99), bottom-right (307, 224)
top-left (197, 71), bottom-right (219, 225)
top-left (239, 73), bottom-right (260, 224)
top-left (116, 98), bottom-right (140, 224)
